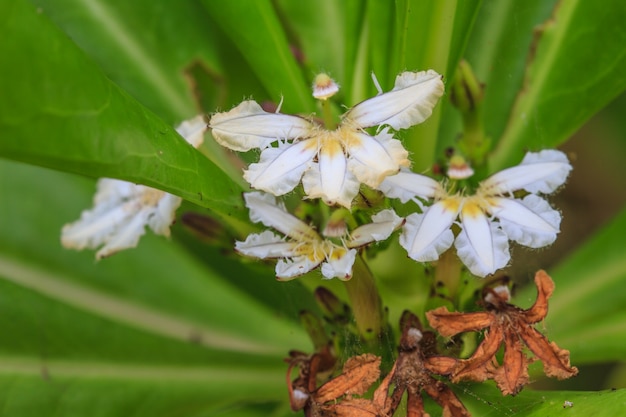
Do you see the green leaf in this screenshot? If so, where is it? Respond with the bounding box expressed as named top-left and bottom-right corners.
top-left (459, 384), bottom-right (626, 417)
top-left (394, 0), bottom-right (482, 171)
top-left (438, 0), bottom-right (558, 157)
top-left (489, 0), bottom-right (626, 171)
top-left (0, 158), bottom-right (308, 415)
top-left (0, 0), bottom-right (246, 222)
top-left (273, 0), bottom-right (353, 85)
top-left (0, 371), bottom-right (286, 417)
top-left (364, 0), bottom-right (394, 97)
top-left (455, 1), bottom-right (557, 147)
top-left (515, 207), bottom-right (626, 364)
top-left (201, 1), bottom-right (313, 113)
top-left (29, 0), bottom-right (223, 122)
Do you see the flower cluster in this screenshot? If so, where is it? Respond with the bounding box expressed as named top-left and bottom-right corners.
top-left (61, 116), bottom-right (206, 259)
top-left (209, 70), bottom-right (444, 208)
top-left (209, 71), bottom-right (572, 279)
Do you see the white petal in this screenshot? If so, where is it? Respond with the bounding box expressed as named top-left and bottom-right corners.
top-left (61, 203), bottom-right (133, 251)
top-left (93, 178), bottom-right (136, 207)
top-left (480, 150), bottom-right (572, 195)
top-left (346, 129), bottom-right (409, 187)
top-left (399, 200), bottom-right (458, 262)
top-left (243, 192), bottom-right (319, 241)
top-left (235, 230), bottom-right (296, 258)
top-left (302, 140), bottom-right (360, 208)
top-left (276, 256), bottom-right (322, 281)
top-left (344, 70), bottom-right (444, 129)
top-left (94, 207), bottom-right (153, 259)
top-left (455, 202), bottom-right (509, 277)
top-left (244, 140), bottom-right (317, 196)
top-left (491, 195), bottom-right (560, 248)
top-left (148, 193), bottom-right (182, 236)
top-left (209, 100), bottom-right (313, 151)
top-left (61, 179), bottom-right (145, 251)
top-left (376, 169), bottom-right (441, 203)
top-left (348, 209), bottom-right (404, 247)
top-left (176, 115), bottom-right (206, 148)
top-left (321, 248), bottom-right (357, 280)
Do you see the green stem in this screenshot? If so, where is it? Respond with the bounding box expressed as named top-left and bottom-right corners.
top-left (343, 255), bottom-right (384, 340)
top-left (320, 98), bottom-right (337, 130)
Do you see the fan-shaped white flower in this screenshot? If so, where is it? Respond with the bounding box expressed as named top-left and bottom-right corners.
top-left (383, 150), bottom-right (572, 277)
top-left (61, 116), bottom-right (207, 259)
top-left (209, 70), bottom-right (444, 208)
top-left (236, 192), bottom-right (404, 280)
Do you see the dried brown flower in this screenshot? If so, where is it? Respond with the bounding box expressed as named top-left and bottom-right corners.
top-left (287, 352), bottom-right (383, 416)
top-left (286, 311), bottom-right (471, 416)
top-left (426, 270), bottom-right (578, 395)
top-left (382, 311), bottom-right (470, 417)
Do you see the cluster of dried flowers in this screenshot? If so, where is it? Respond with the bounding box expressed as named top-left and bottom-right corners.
top-left (287, 271), bottom-right (578, 416)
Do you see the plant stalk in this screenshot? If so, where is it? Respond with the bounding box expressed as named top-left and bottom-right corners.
top-left (343, 255), bottom-right (384, 341)
top-left (434, 248), bottom-right (463, 304)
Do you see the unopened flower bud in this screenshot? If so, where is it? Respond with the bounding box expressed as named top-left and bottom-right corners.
top-left (312, 73), bottom-right (339, 100)
top-left (484, 284), bottom-right (511, 307)
top-left (315, 287), bottom-right (351, 325)
top-left (448, 154), bottom-right (474, 179)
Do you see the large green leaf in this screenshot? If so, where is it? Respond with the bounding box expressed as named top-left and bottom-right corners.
top-left (515, 207), bottom-right (626, 364)
top-left (200, 1), bottom-right (313, 114)
top-left (489, 0), bottom-right (626, 171)
top-left (438, 0), bottom-right (557, 156)
top-left (28, 0), bottom-right (222, 122)
top-left (394, 0), bottom-right (482, 171)
top-left (273, 0), bottom-right (355, 88)
top-left (0, 0), bottom-right (246, 222)
top-left (0, 158), bottom-right (308, 415)
top-left (459, 384), bottom-right (626, 417)
top-left (0, 374), bottom-right (289, 417)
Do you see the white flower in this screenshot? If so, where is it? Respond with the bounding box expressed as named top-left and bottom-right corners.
top-left (388, 150), bottom-right (572, 277)
top-left (61, 116), bottom-right (206, 259)
top-left (209, 70), bottom-right (444, 208)
top-left (235, 192), bottom-right (404, 280)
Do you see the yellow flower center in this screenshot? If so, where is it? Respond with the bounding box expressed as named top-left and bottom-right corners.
top-left (292, 238), bottom-right (344, 263)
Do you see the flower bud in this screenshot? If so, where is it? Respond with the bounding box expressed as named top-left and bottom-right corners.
top-left (312, 73), bottom-right (339, 100)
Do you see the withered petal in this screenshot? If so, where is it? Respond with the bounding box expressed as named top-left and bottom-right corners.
top-left (373, 362), bottom-right (397, 409)
top-left (323, 398), bottom-right (380, 416)
top-left (494, 332), bottom-right (532, 396)
top-left (452, 325), bottom-right (504, 383)
top-left (406, 390), bottom-right (427, 417)
top-left (422, 378), bottom-right (472, 417)
top-left (424, 355), bottom-right (458, 376)
top-left (426, 306), bottom-right (494, 337)
top-left (315, 354), bottom-right (381, 403)
top-left (519, 325), bottom-right (579, 380)
top-left (524, 269), bottom-right (555, 323)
